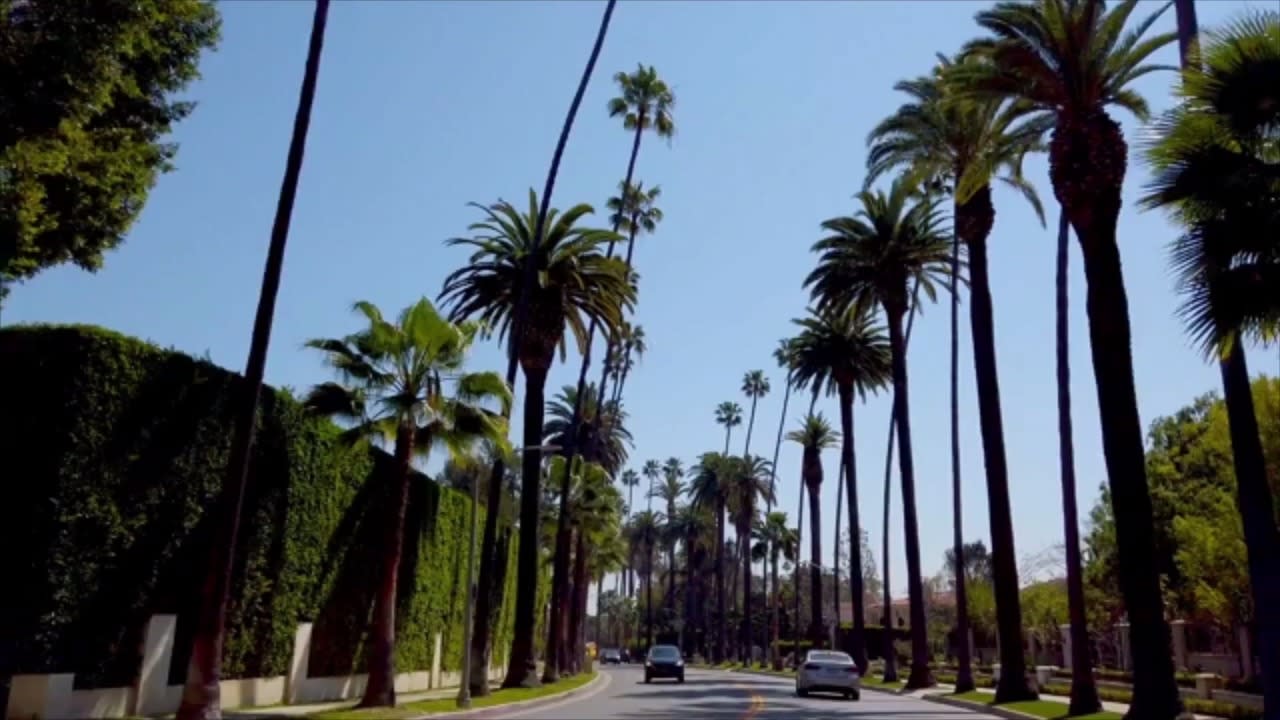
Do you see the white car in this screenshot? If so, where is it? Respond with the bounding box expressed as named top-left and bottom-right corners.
top-left (795, 649), bottom-right (861, 700)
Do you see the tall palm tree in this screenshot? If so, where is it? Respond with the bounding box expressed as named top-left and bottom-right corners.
top-left (867, 54), bottom-right (1049, 702)
top-left (951, 1), bottom-right (1181, 712)
top-left (875, 278), bottom-right (924, 684)
top-left (642, 459), bottom-right (662, 512)
top-left (301, 298), bottom-right (511, 707)
top-left (806, 178), bottom-right (951, 689)
top-left (725, 455), bottom-right (774, 662)
top-left (740, 370), bottom-right (771, 457)
top-left (543, 383), bottom-right (632, 477)
top-left (1174, 0), bottom-right (1200, 67)
top-left (439, 191), bottom-right (632, 689)
top-left (609, 322), bottom-right (648, 406)
top-left (654, 457), bottom-right (686, 608)
top-left (176, 5), bottom-right (329, 716)
top-left (752, 512), bottom-right (799, 670)
top-left (619, 468), bottom-right (641, 595)
top-left (630, 509), bottom-right (661, 649)
top-left (690, 451), bottom-right (732, 662)
top-left (789, 304), bottom-right (892, 673)
top-left (786, 414), bottom-right (840, 647)
top-left (715, 401), bottom-right (744, 455)
top-left (673, 502), bottom-right (716, 656)
top-left (763, 338), bottom-right (798, 666)
top-left (1144, 16), bottom-right (1280, 711)
top-left (554, 456), bottom-right (623, 673)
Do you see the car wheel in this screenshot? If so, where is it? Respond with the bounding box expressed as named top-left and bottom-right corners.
top-left (678, 674), bottom-right (685, 683)
top-left (795, 688), bottom-right (808, 698)
top-left (851, 691), bottom-right (860, 701)
top-left (644, 675), bottom-right (652, 684)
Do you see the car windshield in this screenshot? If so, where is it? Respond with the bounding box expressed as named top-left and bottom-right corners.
top-left (649, 646), bottom-right (680, 660)
top-left (807, 651), bottom-right (853, 664)
top-left (603, 649), bottom-right (619, 656)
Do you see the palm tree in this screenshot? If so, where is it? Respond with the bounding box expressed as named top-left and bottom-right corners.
top-left (631, 509), bottom-right (661, 648)
top-left (951, 0), bottom-right (1181, 711)
top-left (806, 178), bottom-right (951, 689)
top-left (594, 533), bottom-right (629, 648)
top-left (176, 4), bottom-right (329, 716)
top-left (619, 468), bottom-right (642, 594)
top-left (786, 414), bottom-right (840, 647)
top-left (458, 0), bottom-right (616, 691)
top-left (752, 512), bottom-right (799, 670)
top-left (654, 458), bottom-right (686, 608)
top-left (543, 383), bottom-right (632, 477)
top-left (301, 298), bottom-right (511, 707)
top-left (789, 303), bottom-right (892, 673)
top-left (1174, 0), bottom-right (1200, 67)
top-left (642, 459), bottom-right (662, 512)
top-left (690, 451), bottom-right (732, 662)
top-left (740, 370), bottom-right (771, 457)
top-left (762, 338), bottom-right (797, 667)
top-left (609, 322), bottom-right (648, 406)
top-left (672, 502), bottom-right (716, 655)
top-left (724, 455), bottom-right (774, 662)
top-left (439, 191), bottom-right (632, 689)
top-left (1144, 15), bottom-right (1280, 711)
top-left (868, 54), bottom-right (1050, 702)
top-left (715, 401), bottom-right (744, 455)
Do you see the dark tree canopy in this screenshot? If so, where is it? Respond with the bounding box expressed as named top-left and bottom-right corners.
top-left (0, 0), bottom-right (221, 293)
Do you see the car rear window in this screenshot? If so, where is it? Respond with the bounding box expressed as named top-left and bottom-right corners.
top-left (649, 646), bottom-right (680, 660)
top-left (807, 651), bottom-right (853, 663)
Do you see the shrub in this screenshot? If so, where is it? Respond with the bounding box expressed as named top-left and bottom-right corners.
top-left (0, 324), bottom-right (520, 686)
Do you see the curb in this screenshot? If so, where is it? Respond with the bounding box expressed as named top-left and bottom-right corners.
top-left (410, 671), bottom-right (609, 719)
top-left (922, 693), bottom-right (1039, 720)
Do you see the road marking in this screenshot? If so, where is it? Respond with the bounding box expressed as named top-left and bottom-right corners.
top-left (468, 670), bottom-right (613, 719)
top-left (735, 683), bottom-right (765, 720)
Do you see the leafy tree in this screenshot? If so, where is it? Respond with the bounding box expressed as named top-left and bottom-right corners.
top-left (0, 0), bottom-right (220, 297)
top-left (806, 178), bottom-right (951, 689)
top-left (303, 297), bottom-right (511, 707)
top-left (439, 191), bottom-right (631, 688)
top-left (949, 2), bottom-right (1181, 712)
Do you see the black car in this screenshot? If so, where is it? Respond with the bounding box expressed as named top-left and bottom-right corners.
top-left (644, 644), bottom-right (685, 683)
top-left (600, 648), bottom-right (622, 665)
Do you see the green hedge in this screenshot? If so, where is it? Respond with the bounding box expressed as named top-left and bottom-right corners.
top-left (0, 324), bottom-right (521, 687)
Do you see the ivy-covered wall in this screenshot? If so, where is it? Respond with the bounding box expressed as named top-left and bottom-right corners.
top-left (0, 324), bottom-right (522, 687)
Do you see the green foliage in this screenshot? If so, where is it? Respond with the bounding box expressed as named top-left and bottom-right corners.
top-left (1083, 377), bottom-right (1280, 628)
top-left (0, 324), bottom-right (521, 685)
top-left (0, 0), bottom-right (221, 290)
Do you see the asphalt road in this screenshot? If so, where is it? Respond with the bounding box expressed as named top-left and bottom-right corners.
top-left (506, 666), bottom-right (1000, 719)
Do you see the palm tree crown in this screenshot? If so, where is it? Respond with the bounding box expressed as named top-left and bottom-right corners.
top-left (543, 383), bottom-right (632, 477)
top-left (439, 190), bottom-right (635, 369)
top-left (789, 304), bottom-right (893, 400)
top-left (608, 63), bottom-right (676, 139)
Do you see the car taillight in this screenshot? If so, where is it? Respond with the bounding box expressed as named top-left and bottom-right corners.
top-left (804, 663), bottom-right (820, 670)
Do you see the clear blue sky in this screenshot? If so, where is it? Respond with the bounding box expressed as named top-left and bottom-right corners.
top-left (8, 0), bottom-right (1274, 597)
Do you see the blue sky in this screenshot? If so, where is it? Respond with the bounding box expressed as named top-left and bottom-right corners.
top-left (8, 0), bottom-right (1275, 597)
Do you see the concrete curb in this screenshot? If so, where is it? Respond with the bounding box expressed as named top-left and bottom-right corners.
top-left (922, 693), bottom-right (1039, 720)
top-left (410, 671), bottom-right (609, 719)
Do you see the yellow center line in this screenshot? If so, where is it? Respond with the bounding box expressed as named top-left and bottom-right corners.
top-left (736, 683), bottom-right (766, 720)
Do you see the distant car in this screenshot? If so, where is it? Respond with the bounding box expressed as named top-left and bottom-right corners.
top-left (620, 648), bottom-right (631, 663)
top-left (600, 648), bottom-right (622, 665)
top-left (795, 649), bottom-right (860, 700)
top-left (644, 644), bottom-right (685, 683)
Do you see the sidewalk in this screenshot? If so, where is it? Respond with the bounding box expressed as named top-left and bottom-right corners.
top-left (223, 685), bottom-right (497, 718)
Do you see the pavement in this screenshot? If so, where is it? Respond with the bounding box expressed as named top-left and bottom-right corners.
top-left (512, 665), bottom-right (1001, 719)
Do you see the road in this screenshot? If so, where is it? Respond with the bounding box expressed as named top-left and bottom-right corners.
top-left (505, 666), bottom-right (1000, 719)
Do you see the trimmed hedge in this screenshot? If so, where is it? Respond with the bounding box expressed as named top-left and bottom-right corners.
top-left (0, 324), bottom-right (520, 687)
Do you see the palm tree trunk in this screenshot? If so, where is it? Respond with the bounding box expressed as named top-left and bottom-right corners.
top-left (1054, 210), bottom-right (1102, 714)
top-left (838, 383), bottom-right (869, 674)
top-left (723, 427), bottom-right (732, 455)
top-left (806, 478), bottom-right (825, 647)
top-left (1219, 344), bottom-right (1280, 714)
top-left (770, 551), bottom-right (781, 670)
top-left (1173, 0), bottom-right (1199, 68)
top-left (741, 524), bottom-right (753, 663)
top-left (716, 502), bottom-right (728, 662)
top-left (794, 480), bottom-right (805, 664)
top-left (504, 365), bottom-right (552, 689)
top-left (646, 538), bottom-right (655, 649)
top-left (359, 425), bottom-right (415, 707)
top-left (949, 217), bottom-right (975, 695)
top-left (469, 462), bottom-right (506, 697)
top-left (833, 461), bottom-right (843, 633)
top-left (569, 531), bottom-right (591, 674)
top-left (1054, 111), bottom-right (1181, 718)
top-left (596, 574), bottom-right (604, 652)
top-left (878, 278), bottom-right (920, 683)
top-left (960, 188), bottom-right (1033, 702)
top-left (744, 396), bottom-right (759, 456)
top-left (884, 306), bottom-right (934, 690)
top-left (176, 5), bottom-right (329, 717)
top-left (503, 0), bottom-right (617, 691)
top-left (765, 376), bottom-right (792, 668)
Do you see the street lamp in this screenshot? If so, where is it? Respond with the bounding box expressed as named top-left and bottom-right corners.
top-left (458, 443), bottom-right (560, 709)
